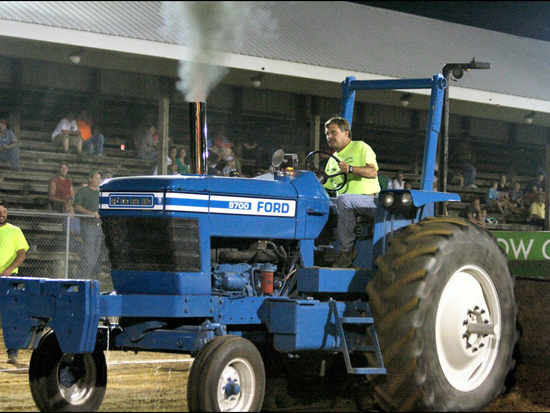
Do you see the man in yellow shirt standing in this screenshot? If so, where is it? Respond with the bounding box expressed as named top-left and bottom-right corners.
top-left (0, 200), bottom-right (29, 364)
top-left (323, 117), bottom-right (380, 268)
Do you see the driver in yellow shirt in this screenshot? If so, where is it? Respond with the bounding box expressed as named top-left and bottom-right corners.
top-left (323, 117), bottom-right (380, 268)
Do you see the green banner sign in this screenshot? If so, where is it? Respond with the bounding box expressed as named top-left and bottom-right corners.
top-left (493, 231), bottom-right (550, 261)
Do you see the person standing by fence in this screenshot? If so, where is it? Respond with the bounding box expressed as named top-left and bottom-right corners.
top-left (0, 119), bottom-right (21, 171)
top-left (74, 170), bottom-right (104, 278)
top-left (0, 200), bottom-right (29, 364)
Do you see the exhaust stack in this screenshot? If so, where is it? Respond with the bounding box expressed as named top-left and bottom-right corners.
top-left (189, 102), bottom-right (208, 175)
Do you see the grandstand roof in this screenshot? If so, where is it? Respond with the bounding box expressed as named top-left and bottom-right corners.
top-left (0, 1), bottom-right (548, 114)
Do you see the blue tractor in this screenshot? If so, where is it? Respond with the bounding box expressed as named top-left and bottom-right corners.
top-left (0, 74), bottom-right (517, 412)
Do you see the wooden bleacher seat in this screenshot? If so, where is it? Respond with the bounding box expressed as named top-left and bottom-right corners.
top-left (1, 120), bottom-right (156, 210)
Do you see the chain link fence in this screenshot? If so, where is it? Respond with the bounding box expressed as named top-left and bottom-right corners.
top-left (9, 209), bottom-right (112, 291)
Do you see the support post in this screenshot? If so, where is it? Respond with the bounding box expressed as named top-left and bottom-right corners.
top-left (309, 96), bottom-right (321, 164)
top-left (158, 96), bottom-right (170, 175)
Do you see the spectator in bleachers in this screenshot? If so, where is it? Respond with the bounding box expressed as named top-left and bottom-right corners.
top-left (524, 172), bottom-right (545, 205)
top-left (529, 192), bottom-right (545, 228)
top-left (51, 112), bottom-right (83, 155)
top-left (213, 126), bottom-right (234, 151)
top-left (207, 151), bottom-right (223, 176)
top-left (392, 171), bottom-right (405, 190)
top-left (74, 170), bottom-right (104, 278)
top-left (222, 155), bottom-right (238, 177)
top-left (174, 147), bottom-right (190, 175)
top-left (458, 197), bottom-right (485, 227)
top-left (48, 161), bottom-right (76, 213)
top-left (496, 173), bottom-right (523, 215)
top-left (497, 173), bottom-right (511, 199)
top-left (241, 142), bottom-right (269, 176)
top-left (77, 110), bottom-right (104, 157)
top-left (486, 181), bottom-right (507, 215)
top-left (0, 199), bottom-right (29, 364)
top-left (101, 168), bottom-right (114, 184)
top-left (452, 141), bottom-right (477, 188)
top-left (0, 119), bottom-right (21, 171)
top-left (167, 146), bottom-right (178, 175)
top-left (510, 181), bottom-right (525, 211)
top-left (404, 182), bottom-right (412, 190)
top-left (137, 125), bottom-right (158, 161)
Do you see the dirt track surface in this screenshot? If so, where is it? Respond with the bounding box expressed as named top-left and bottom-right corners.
top-left (1, 279), bottom-right (550, 412)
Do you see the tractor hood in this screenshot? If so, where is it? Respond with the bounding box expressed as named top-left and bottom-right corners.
top-left (99, 171), bottom-right (330, 241)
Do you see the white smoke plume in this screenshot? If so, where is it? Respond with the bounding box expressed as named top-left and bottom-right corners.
top-left (161, 1), bottom-right (268, 102)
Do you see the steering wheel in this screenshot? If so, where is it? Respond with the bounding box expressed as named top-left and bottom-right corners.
top-left (305, 150), bottom-right (348, 192)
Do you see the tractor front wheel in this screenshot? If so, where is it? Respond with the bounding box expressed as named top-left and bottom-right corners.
top-left (187, 335), bottom-right (266, 412)
top-left (367, 217), bottom-right (517, 411)
top-left (29, 331), bottom-right (107, 412)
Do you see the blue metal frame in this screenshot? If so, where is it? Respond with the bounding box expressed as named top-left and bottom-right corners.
top-left (340, 74), bottom-right (455, 264)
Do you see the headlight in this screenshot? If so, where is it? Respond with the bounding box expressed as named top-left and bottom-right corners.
top-left (401, 192), bottom-right (413, 207)
top-left (382, 192), bottom-right (397, 209)
top-left (381, 191), bottom-right (417, 218)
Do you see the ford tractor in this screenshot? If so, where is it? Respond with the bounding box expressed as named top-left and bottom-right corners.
top-left (0, 74), bottom-right (517, 412)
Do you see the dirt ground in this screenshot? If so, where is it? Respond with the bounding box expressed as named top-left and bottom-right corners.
top-left (1, 278), bottom-right (550, 412)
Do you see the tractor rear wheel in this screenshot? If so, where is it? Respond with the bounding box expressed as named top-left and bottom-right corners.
top-left (366, 216), bottom-right (517, 411)
top-left (29, 331), bottom-right (107, 412)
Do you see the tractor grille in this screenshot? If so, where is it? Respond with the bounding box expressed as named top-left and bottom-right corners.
top-left (102, 217), bottom-right (201, 272)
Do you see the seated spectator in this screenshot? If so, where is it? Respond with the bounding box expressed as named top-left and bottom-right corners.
top-left (77, 110), bottom-right (104, 157)
top-left (174, 147), bottom-right (190, 175)
top-left (524, 172), bottom-right (545, 205)
top-left (448, 169), bottom-right (464, 187)
top-left (138, 125), bottom-right (159, 161)
top-left (451, 141), bottom-right (477, 188)
top-left (458, 197), bottom-right (485, 227)
top-left (168, 146), bottom-right (178, 175)
top-left (404, 182), bottom-right (412, 190)
top-left (529, 172), bottom-right (545, 193)
top-left (529, 192), bottom-right (545, 228)
top-left (497, 173), bottom-right (510, 199)
top-left (207, 151), bottom-right (223, 176)
top-left (486, 181), bottom-right (507, 215)
top-left (213, 126), bottom-right (234, 151)
top-left (0, 119), bottom-right (21, 171)
top-left (393, 171), bottom-right (406, 190)
top-left (241, 142), bottom-right (270, 176)
top-left (509, 181), bottom-right (525, 211)
top-left (460, 141), bottom-right (477, 188)
top-left (101, 168), bottom-right (114, 184)
top-left (495, 174), bottom-right (522, 215)
top-left (222, 155), bottom-right (238, 177)
top-left (51, 112), bottom-right (83, 154)
top-left (48, 161), bottom-right (76, 212)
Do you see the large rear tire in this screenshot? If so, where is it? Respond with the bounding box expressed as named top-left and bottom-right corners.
top-left (29, 331), bottom-right (107, 412)
top-left (367, 216), bottom-right (518, 411)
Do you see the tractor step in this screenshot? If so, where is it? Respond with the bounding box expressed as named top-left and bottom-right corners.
top-left (341, 316), bottom-right (374, 324)
top-left (329, 300), bottom-right (385, 375)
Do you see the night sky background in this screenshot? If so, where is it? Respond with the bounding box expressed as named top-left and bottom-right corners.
top-left (355, 2), bottom-right (550, 42)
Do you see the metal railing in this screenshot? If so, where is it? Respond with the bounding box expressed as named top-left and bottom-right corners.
top-left (8, 209), bottom-right (112, 290)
